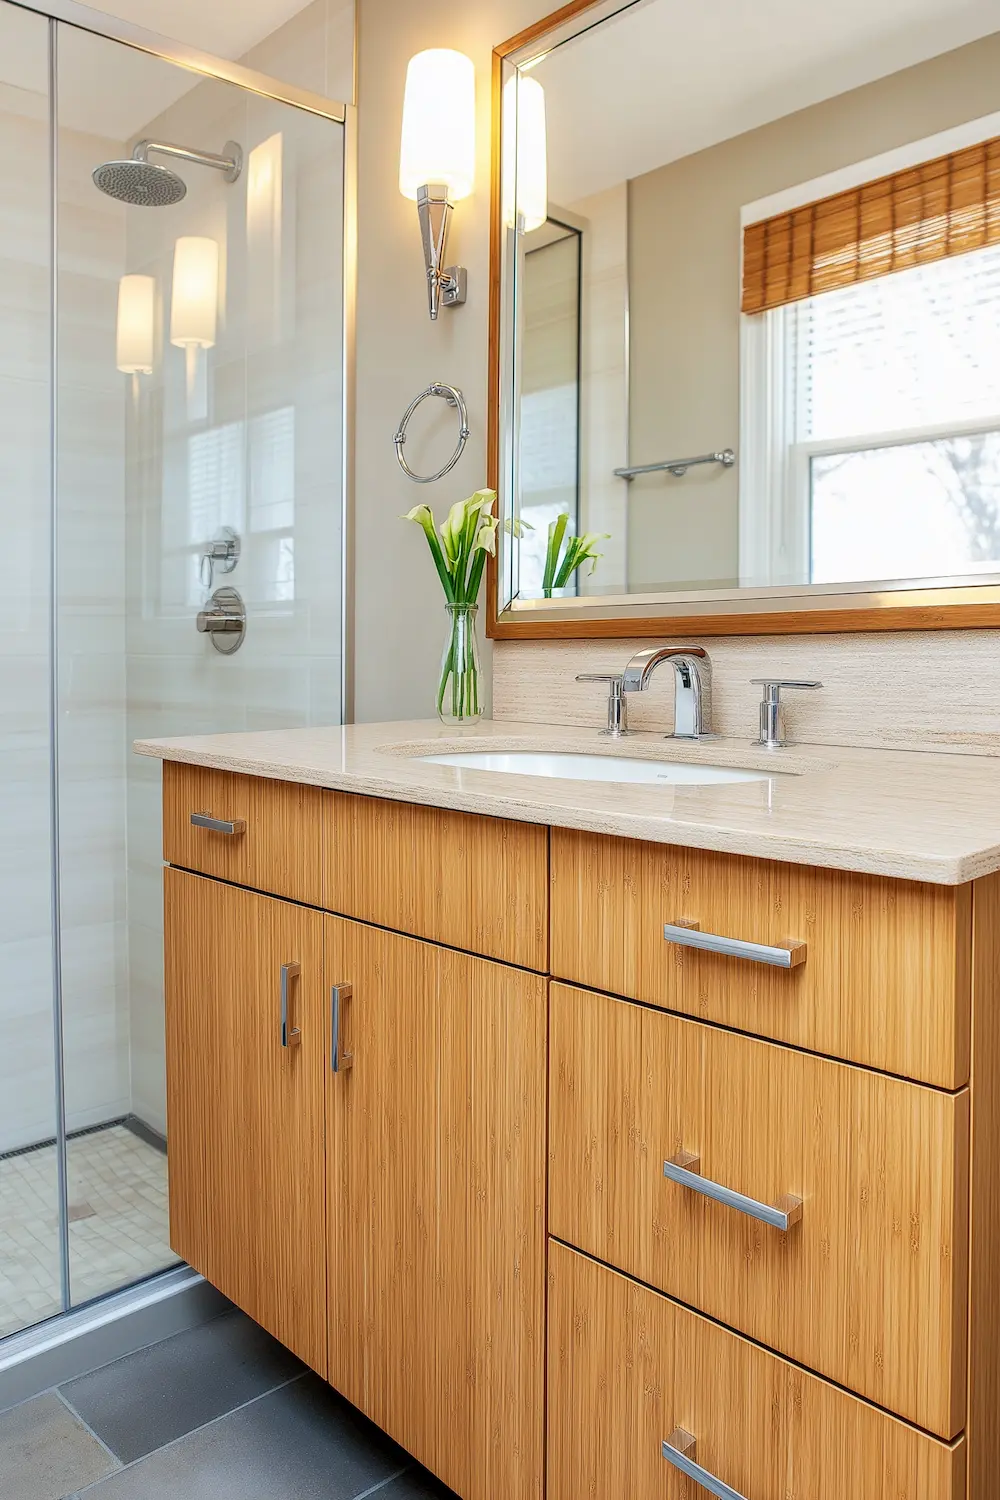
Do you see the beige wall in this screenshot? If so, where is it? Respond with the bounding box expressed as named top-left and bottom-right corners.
top-left (353, 0), bottom-right (541, 721)
top-left (627, 29), bottom-right (1000, 590)
top-left (575, 183), bottom-right (628, 592)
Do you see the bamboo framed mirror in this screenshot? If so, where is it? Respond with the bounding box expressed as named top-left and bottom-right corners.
top-left (487, 0), bottom-right (1000, 639)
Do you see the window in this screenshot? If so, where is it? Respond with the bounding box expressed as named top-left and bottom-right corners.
top-left (740, 132), bottom-right (1000, 589)
top-left (179, 407), bottom-right (296, 606)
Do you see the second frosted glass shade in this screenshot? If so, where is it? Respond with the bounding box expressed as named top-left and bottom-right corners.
top-left (170, 236), bottom-right (218, 349)
top-left (116, 273), bottom-right (155, 373)
top-left (399, 49), bottom-right (475, 202)
top-left (503, 75), bottom-right (547, 233)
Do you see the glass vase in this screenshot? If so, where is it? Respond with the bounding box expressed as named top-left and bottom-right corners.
top-left (438, 603), bottom-right (483, 725)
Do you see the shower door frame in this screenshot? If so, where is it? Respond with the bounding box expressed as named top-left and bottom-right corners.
top-left (0, 0), bottom-right (355, 1355)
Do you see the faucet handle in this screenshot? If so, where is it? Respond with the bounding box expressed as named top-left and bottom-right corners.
top-left (576, 673), bottom-right (631, 738)
top-left (750, 679), bottom-right (823, 748)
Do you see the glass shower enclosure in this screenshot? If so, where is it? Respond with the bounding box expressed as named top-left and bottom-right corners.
top-left (0, 0), bottom-right (347, 1341)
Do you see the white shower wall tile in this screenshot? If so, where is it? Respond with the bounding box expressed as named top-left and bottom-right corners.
top-left (0, 82), bottom-right (122, 1146)
top-left (127, 922), bottom-right (166, 1136)
top-left (242, 0), bottom-right (355, 104)
top-left (0, 935), bottom-right (57, 1151)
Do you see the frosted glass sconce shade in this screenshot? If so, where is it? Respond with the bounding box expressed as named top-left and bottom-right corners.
top-left (503, 75), bottom-right (547, 233)
top-left (170, 236), bottom-right (218, 349)
top-left (399, 49), bottom-right (476, 202)
top-left (116, 273), bottom-right (155, 373)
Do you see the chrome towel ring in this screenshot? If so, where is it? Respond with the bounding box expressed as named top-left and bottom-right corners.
top-left (393, 381), bottom-right (470, 483)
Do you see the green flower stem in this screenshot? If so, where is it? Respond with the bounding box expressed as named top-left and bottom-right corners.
top-left (466, 545), bottom-right (488, 604)
top-left (543, 514), bottom-right (568, 595)
top-left (438, 605), bottom-right (480, 724)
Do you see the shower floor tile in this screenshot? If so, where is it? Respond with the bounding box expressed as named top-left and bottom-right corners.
top-left (0, 1125), bottom-right (176, 1339)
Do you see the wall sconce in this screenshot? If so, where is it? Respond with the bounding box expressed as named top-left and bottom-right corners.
top-left (503, 74), bottom-right (548, 233)
top-left (116, 273), bottom-right (155, 377)
top-left (399, 48), bottom-right (475, 320)
top-left (170, 235), bottom-right (218, 394)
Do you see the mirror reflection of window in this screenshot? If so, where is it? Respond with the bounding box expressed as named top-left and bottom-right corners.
top-left (805, 251), bottom-right (1000, 585)
top-left (741, 132), bottom-right (1000, 589)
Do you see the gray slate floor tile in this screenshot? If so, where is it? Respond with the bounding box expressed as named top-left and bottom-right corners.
top-left (0, 1391), bottom-right (119, 1500)
top-left (71, 1375), bottom-right (411, 1500)
top-left (60, 1309), bottom-right (303, 1463)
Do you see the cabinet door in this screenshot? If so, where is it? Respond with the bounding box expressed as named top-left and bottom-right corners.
top-left (164, 867), bottom-right (327, 1373)
top-left (326, 916), bottom-right (546, 1500)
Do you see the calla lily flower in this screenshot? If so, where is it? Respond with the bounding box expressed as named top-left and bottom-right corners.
top-left (402, 489), bottom-right (498, 605)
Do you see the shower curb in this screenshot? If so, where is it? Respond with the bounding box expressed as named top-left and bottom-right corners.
top-left (0, 1267), bottom-right (229, 1414)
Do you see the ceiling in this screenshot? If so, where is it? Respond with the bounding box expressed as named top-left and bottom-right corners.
top-left (0, 0), bottom-right (325, 141)
top-left (86, 0), bottom-right (317, 64)
top-left (534, 0), bottom-right (1000, 204)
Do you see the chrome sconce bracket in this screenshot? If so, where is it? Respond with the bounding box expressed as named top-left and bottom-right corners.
top-left (417, 184), bottom-right (468, 320)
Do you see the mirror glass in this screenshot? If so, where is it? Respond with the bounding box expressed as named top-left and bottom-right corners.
top-left (499, 0), bottom-right (1000, 611)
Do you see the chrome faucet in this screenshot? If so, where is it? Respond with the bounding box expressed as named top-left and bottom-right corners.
top-left (621, 646), bottom-right (715, 740)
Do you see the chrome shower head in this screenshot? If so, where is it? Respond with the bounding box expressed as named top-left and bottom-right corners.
top-left (92, 158), bottom-right (187, 207)
top-left (92, 138), bottom-right (242, 207)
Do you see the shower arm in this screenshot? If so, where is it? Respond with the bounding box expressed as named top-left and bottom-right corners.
top-left (132, 139), bottom-right (242, 183)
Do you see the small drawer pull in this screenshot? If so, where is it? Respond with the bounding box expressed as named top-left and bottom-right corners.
top-left (662, 1429), bottom-right (746, 1500)
top-left (190, 812), bottom-right (246, 836)
top-left (664, 1150), bottom-right (802, 1232)
top-left (664, 919), bottom-right (806, 968)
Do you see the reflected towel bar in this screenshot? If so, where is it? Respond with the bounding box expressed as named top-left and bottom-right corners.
top-left (614, 448), bottom-right (736, 480)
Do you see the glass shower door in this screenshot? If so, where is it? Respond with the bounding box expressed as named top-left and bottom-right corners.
top-left (0, 0), bottom-right (62, 1340)
top-left (0, 2), bottom-right (345, 1343)
top-left (55, 23), bottom-right (345, 1314)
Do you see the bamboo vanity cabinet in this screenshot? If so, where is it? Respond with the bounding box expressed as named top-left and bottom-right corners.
top-left (160, 760), bottom-right (999, 1500)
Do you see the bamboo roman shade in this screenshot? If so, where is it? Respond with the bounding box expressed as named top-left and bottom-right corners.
top-left (742, 135), bottom-right (1000, 314)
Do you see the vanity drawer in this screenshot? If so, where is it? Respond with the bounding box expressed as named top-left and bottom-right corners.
top-left (163, 762), bottom-right (324, 906)
top-left (547, 1242), bottom-right (966, 1500)
top-left (549, 983), bottom-right (969, 1436)
top-left (550, 828), bottom-right (971, 1087)
top-left (322, 791), bottom-right (548, 970)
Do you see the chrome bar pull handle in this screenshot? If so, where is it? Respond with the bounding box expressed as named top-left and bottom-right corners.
top-left (331, 983), bottom-right (354, 1073)
top-left (664, 919), bottom-right (806, 969)
top-left (280, 962), bottom-right (301, 1048)
top-left (190, 812), bottom-right (246, 836)
top-left (664, 1151), bottom-right (803, 1231)
top-left (662, 1429), bottom-right (746, 1500)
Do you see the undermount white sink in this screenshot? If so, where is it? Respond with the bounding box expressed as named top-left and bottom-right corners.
top-left (416, 749), bottom-right (774, 786)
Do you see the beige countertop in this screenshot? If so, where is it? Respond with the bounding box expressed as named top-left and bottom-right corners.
top-left (134, 718), bottom-right (1000, 885)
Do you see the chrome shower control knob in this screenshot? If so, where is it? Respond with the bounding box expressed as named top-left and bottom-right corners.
top-left (197, 586), bottom-right (246, 655)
